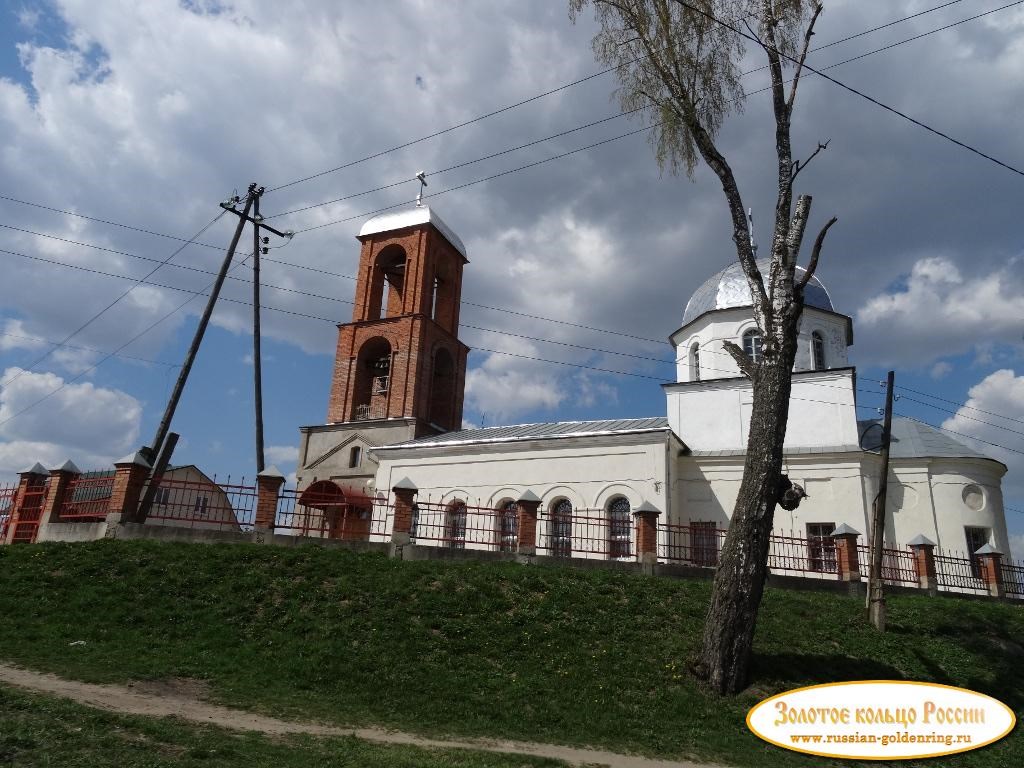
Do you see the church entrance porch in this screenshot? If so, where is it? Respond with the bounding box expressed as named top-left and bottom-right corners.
top-left (289, 480), bottom-right (377, 541)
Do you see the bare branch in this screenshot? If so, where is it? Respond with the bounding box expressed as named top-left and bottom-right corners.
top-left (787, 2), bottom-right (824, 112)
top-left (791, 139), bottom-right (830, 180)
top-left (723, 340), bottom-right (756, 379)
top-left (796, 216), bottom-right (838, 289)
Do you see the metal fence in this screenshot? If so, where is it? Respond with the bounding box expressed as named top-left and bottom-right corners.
top-left (410, 500), bottom-right (518, 551)
top-left (59, 471), bottom-right (115, 521)
top-left (856, 543), bottom-right (918, 587)
top-left (8, 479), bottom-right (47, 544)
top-left (144, 474), bottom-right (256, 531)
top-left (536, 506), bottom-right (635, 560)
top-left (0, 481), bottom-right (17, 542)
top-left (934, 550), bottom-right (990, 596)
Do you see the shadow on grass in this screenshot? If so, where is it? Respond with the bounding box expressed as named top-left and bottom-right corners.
top-left (749, 653), bottom-right (906, 688)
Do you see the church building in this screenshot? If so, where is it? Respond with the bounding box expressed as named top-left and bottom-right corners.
top-left (295, 205), bottom-right (1011, 561)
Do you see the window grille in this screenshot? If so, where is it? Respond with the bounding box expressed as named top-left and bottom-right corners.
top-left (499, 500), bottom-right (518, 553)
top-left (552, 499), bottom-right (572, 558)
top-left (608, 496), bottom-right (632, 559)
top-left (447, 501), bottom-right (467, 549)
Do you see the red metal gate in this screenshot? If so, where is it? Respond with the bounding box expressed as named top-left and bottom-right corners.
top-left (10, 480), bottom-right (48, 544)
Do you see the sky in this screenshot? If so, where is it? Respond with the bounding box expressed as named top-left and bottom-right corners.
top-left (0, 1), bottom-right (1021, 550)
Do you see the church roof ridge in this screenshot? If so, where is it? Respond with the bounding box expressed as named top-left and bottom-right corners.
top-left (376, 416), bottom-right (670, 450)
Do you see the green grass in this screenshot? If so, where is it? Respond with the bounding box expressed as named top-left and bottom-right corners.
top-left (0, 684), bottom-right (565, 767)
top-left (0, 540), bottom-right (1021, 767)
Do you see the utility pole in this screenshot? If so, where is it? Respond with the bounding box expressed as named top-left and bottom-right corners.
top-left (144, 184), bottom-right (257, 465)
top-left (868, 369), bottom-right (895, 631)
top-left (251, 187), bottom-right (266, 472)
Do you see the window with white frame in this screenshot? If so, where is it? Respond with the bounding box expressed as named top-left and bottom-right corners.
top-left (742, 329), bottom-right (763, 363)
top-left (689, 343), bottom-right (701, 382)
top-left (806, 522), bottom-right (836, 572)
top-left (811, 331), bottom-right (826, 371)
top-left (193, 495), bottom-right (209, 518)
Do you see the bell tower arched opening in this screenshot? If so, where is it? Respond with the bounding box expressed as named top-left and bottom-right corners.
top-left (352, 336), bottom-right (392, 421)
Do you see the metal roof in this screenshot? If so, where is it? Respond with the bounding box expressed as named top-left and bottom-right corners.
top-left (858, 417), bottom-right (992, 461)
top-left (377, 417), bottom-right (671, 450)
top-left (681, 258), bottom-right (833, 327)
top-left (358, 205), bottom-right (467, 259)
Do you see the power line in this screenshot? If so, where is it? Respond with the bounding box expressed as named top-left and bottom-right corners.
top-left (675, 0), bottom-right (1024, 178)
top-left (0, 331), bottom-right (179, 368)
top-left (0, 212), bottom-right (226, 389)
top-left (265, 0), bottom-right (971, 196)
top-left (896, 414), bottom-right (1024, 457)
top-left (893, 393), bottom-right (1024, 439)
top-left (0, 251), bottom-right (258, 430)
top-left (0, 193), bottom-right (225, 252)
top-left (280, 2), bottom-right (1020, 237)
top-left (896, 384), bottom-right (1024, 426)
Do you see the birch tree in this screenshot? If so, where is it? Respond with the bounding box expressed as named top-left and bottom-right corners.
top-left (569, 0), bottom-right (837, 694)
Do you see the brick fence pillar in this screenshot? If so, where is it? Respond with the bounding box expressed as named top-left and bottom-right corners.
top-left (516, 490), bottom-right (541, 556)
top-left (908, 534), bottom-right (937, 592)
top-left (40, 460), bottom-right (80, 526)
top-left (633, 501), bottom-right (661, 566)
top-left (254, 466), bottom-right (285, 531)
top-left (4, 463), bottom-right (47, 544)
top-left (108, 451), bottom-right (152, 525)
top-left (830, 523), bottom-right (861, 582)
top-left (975, 544), bottom-right (1005, 598)
top-left (391, 477), bottom-right (418, 545)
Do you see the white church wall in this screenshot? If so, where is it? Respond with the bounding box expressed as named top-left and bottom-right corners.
top-left (373, 434), bottom-right (673, 560)
top-left (666, 369), bottom-right (859, 451)
top-left (926, 459), bottom-right (1009, 556)
top-left (676, 454), bottom-right (871, 540)
top-left (673, 307), bottom-right (851, 383)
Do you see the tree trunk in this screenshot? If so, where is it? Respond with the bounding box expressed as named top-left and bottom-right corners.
top-left (693, 305), bottom-right (802, 695)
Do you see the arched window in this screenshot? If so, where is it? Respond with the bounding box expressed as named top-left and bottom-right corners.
top-left (376, 246), bottom-right (407, 319)
top-left (811, 331), bottom-right (826, 371)
top-left (498, 500), bottom-right (518, 552)
top-left (352, 337), bottom-right (392, 420)
top-left (742, 329), bottom-right (763, 364)
top-left (689, 343), bottom-right (701, 382)
top-left (348, 446), bottom-right (362, 468)
top-left (608, 496), bottom-right (632, 560)
top-left (551, 499), bottom-right (573, 558)
top-left (446, 500), bottom-right (467, 549)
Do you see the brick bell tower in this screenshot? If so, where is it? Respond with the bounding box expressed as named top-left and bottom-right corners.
top-left (295, 205), bottom-right (470, 501)
top-left (327, 205), bottom-right (470, 432)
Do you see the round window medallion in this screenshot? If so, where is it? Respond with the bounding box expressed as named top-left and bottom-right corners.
top-left (962, 484), bottom-right (985, 512)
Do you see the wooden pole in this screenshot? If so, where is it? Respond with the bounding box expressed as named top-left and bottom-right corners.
top-left (135, 432), bottom-right (179, 524)
top-left (146, 184), bottom-right (256, 463)
top-left (868, 370), bottom-right (895, 631)
top-left (252, 187), bottom-right (266, 473)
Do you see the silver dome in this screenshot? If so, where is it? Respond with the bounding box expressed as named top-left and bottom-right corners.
top-left (681, 258), bottom-right (834, 327)
top-left (358, 205), bottom-right (467, 259)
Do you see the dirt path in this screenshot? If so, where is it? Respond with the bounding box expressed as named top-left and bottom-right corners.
top-left (0, 663), bottom-right (725, 768)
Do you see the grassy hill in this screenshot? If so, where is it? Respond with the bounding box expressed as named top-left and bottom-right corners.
top-left (0, 540), bottom-right (1021, 767)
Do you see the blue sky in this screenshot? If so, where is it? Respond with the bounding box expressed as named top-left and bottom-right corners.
top-left (0, 1), bottom-right (1021, 549)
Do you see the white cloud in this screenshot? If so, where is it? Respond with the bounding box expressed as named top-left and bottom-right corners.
top-left (1009, 533), bottom-right (1024, 561)
top-left (465, 338), bottom-right (565, 421)
top-left (930, 361), bottom-right (952, 380)
top-left (0, 366), bottom-right (141, 478)
top-left (265, 444), bottom-right (298, 466)
top-left (941, 369), bottom-right (1024, 503)
top-left (856, 257), bottom-right (1024, 367)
